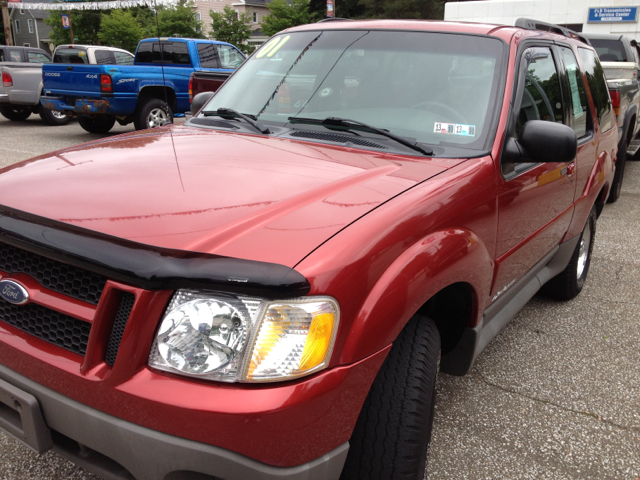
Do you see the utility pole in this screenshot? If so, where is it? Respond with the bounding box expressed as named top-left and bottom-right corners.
top-left (67, 10), bottom-right (73, 44)
top-left (1, 0), bottom-right (14, 46)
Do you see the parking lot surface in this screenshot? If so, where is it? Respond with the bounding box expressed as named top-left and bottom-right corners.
top-left (0, 115), bottom-right (639, 480)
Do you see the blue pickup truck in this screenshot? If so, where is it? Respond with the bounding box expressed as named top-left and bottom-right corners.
top-left (40, 38), bottom-right (245, 133)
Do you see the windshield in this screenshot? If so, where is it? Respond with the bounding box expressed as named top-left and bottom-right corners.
top-left (203, 30), bottom-right (505, 150)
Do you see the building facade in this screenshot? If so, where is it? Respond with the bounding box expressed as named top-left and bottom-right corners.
top-left (445, 0), bottom-right (640, 41)
top-left (194, 0), bottom-right (272, 46)
top-left (8, 0), bottom-right (53, 51)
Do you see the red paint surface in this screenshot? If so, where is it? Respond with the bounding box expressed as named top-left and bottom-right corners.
top-left (0, 20), bottom-right (618, 468)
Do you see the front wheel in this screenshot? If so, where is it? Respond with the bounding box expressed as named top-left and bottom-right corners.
top-left (133, 98), bottom-right (173, 130)
top-left (341, 315), bottom-right (440, 480)
top-left (78, 116), bottom-right (116, 134)
top-left (0, 104), bottom-right (33, 121)
top-left (542, 206), bottom-right (596, 300)
top-left (39, 107), bottom-right (72, 126)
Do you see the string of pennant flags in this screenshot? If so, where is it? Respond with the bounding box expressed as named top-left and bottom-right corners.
top-left (7, 0), bottom-right (222, 10)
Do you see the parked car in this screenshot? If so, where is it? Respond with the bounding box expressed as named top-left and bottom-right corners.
top-left (52, 44), bottom-right (134, 65)
top-left (0, 17), bottom-right (616, 480)
top-left (0, 45), bottom-right (70, 125)
top-left (581, 32), bottom-right (640, 202)
top-left (40, 38), bottom-right (245, 133)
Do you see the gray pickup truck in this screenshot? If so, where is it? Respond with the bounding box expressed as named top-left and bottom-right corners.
top-left (0, 46), bottom-right (71, 126)
top-left (582, 33), bottom-right (640, 202)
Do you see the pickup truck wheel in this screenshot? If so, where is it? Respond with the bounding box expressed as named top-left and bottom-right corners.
top-left (0, 105), bottom-right (33, 121)
top-left (134, 98), bottom-right (173, 130)
top-left (542, 206), bottom-right (596, 300)
top-left (607, 138), bottom-right (627, 203)
top-left (78, 116), bottom-right (116, 134)
top-left (341, 314), bottom-right (440, 480)
top-left (39, 108), bottom-right (71, 126)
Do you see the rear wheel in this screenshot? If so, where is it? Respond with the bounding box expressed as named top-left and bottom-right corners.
top-left (78, 115), bottom-right (116, 134)
top-left (133, 98), bottom-right (173, 130)
top-left (0, 104), bottom-right (33, 121)
top-left (341, 314), bottom-right (440, 480)
top-left (607, 138), bottom-right (627, 203)
top-left (542, 206), bottom-right (596, 300)
top-left (39, 107), bottom-right (71, 126)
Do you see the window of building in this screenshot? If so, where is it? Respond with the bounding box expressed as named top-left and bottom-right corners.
top-left (196, 11), bottom-right (201, 21)
top-left (28, 19), bottom-right (33, 33)
top-left (20, 8), bottom-right (24, 14)
top-left (253, 12), bottom-right (258, 23)
top-left (15, 20), bottom-right (21, 34)
top-left (23, 43), bottom-right (30, 47)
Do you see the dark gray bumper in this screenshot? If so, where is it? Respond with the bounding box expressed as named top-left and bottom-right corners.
top-left (0, 364), bottom-right (348, 480)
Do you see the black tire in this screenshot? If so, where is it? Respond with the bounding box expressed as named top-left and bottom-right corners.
top-left (607, 138), bottom-right (627, 203)
top-left (0, 104), bottom-right (33, 121)
top-left (341, 315), bottom-right (440, 480)
top-left (542, 206), bottom-right (596, 300)
top-left (39, 107), bottom-right (72, 126)
top-left (78, 116), bottom-right (116, 134)
top-left (133, 98), bottom-right (173, 131)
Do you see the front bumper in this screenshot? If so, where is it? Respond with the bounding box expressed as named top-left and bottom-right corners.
top-left (0, 363), bottom-right (348, 480)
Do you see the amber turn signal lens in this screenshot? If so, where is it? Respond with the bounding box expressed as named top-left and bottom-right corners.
top-left (299, 313), bottom-right (335, 371)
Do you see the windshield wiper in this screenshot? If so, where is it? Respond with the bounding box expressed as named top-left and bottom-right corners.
top-left (288, 116), bottom-right (433, 156)
top-left (203, 108), bottom-right (270, 134)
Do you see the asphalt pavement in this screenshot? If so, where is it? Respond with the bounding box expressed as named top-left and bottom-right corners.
top-left (0, 114), bottom-right (639, 480)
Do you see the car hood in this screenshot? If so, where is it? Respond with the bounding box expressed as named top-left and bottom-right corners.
top-left (0, 126), bottom-right (456, 267)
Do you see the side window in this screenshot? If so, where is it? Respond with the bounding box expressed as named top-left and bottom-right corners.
top-left (516, 47), bottom-right (564, 135)
top-left (216, 45), bottom-right (244, 69)
top-left (94, 49), bottom-right (114, 65)
top-left (162, 42), bottom-right (191, 65)
top-left (28, 52), bottom-right (51, 64)
top-left (197, 43), bottom-right (219, 68)
top-left (114, 52), bottom-right (134, 65)
top-left (559, 47), bottom-right (589, 138)
top-left (135, 42), bottom-right (154, 63)
top-left (578, 48), bottom-right (615, 133)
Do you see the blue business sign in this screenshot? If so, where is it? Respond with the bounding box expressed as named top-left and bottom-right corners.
top-left (588, 7), bottom-right (639, 23)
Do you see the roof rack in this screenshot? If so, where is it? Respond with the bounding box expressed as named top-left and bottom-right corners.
top-left (514, 18), bottom-right (591, 46)
top-left (317, 17), bottom-right (354, 23)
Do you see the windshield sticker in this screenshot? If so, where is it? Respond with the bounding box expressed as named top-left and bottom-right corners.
top-left (434, 122), bottom-right (476, 137)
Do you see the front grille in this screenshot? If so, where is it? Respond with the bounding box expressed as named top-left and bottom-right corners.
top-left (0, 298), bottom-right (91, 356)
top-left (0, 242), bottom-right (107, 305)
top-left (289, 130), bottom-right (388, 149)
top-left (105, 292), bottom-right (135, 366)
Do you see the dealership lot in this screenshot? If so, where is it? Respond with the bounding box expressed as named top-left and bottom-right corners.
top-left (0, 116), bottom-right (639, 479)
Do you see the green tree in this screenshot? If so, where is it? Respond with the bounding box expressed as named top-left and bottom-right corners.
top-left (99, 10), bottom-right (144, 53)
top-left (209, 5), bottom-right (253, 54)
top-left (44, 9), bottom-right (104, 45)
top-left (156, 0), bottom-right (204, 39)
top-left (260, 0), bottom-right (316, 37)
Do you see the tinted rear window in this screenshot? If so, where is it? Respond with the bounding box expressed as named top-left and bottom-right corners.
top-left (54, 48), bottom-right (88, 64)
top-left (136, 42), bottom-right (190, 65)
top-left (197, 43), bottom-right (219, 68)
top-left (590, 39), bottom-right (627, 62)
top-left (94, 49), bottom-right (114, 64)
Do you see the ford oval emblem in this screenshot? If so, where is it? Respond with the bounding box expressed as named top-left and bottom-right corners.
top-left (0, 280), bottom-right (29, 305)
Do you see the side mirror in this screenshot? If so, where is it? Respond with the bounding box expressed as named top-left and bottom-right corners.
top-left (191, 91), bottom-right (215, 116)
top-left (505, 120), bottom-right (577, 164)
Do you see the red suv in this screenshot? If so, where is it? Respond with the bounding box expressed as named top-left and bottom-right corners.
top-left (0, 18), bottom-right (616, 480)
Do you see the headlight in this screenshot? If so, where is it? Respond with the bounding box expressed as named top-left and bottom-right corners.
top-left (148, 290), bottom-right (339, 383)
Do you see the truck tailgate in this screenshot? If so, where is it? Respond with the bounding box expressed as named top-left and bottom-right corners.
top-left (43, 64), bottom-right (103, 94)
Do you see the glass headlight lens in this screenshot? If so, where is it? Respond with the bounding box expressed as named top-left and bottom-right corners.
top-left (148, 290), bottom-right (339, 383)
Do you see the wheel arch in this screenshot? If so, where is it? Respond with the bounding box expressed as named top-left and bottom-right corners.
top-left (137, 86), bottom-right (177, 111)
top-left (337, 228), bottom-right (492, 366)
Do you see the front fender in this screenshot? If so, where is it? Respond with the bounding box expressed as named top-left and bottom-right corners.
top-left (337, 228), bottom-right (493, 365)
